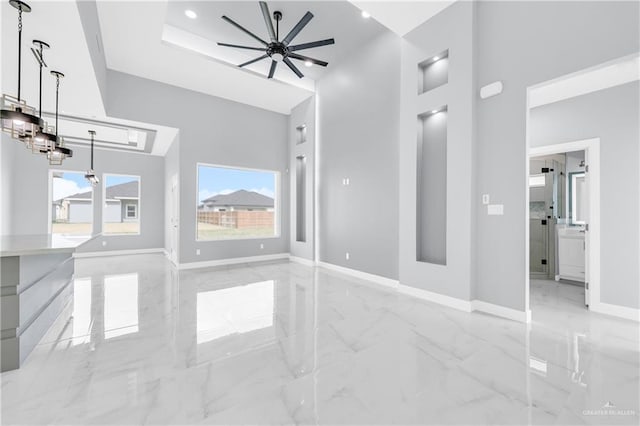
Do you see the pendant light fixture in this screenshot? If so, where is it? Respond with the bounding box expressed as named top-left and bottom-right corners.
top-left (85, 130), bottom-right (99, 186)
top-left (1, 0), bottom-right (43, 143)
top-left (47, 70), bottom-right (73, 166)
top-left (29, 39), bottom-right (57, 154)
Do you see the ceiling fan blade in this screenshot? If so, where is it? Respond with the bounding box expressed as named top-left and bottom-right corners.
top-left (222, 15), bottom-right (268, 46)
top-left (289, 38), bottom-right (335, 52)
top-left (288, 53), bottom-right (328, 67)
top-left (282, 11), bottom-right (314, 45)
top-left (217, 42), bottom-right (265, 51)
top-left (283, 57), bottom-right (304, 78)
top-left (268, 60), bottom-right (278, 79)
top-left (239, 54), bottom-right (269, 68)
top-left (259, 2), bottom-right (277, 42)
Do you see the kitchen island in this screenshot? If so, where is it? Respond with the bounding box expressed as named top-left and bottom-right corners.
top-left (0, 234), bottom-right (91, 372)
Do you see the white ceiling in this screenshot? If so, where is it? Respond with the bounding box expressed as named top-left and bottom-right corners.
top-left (97, 1), bottom-right (388, 114)
top-left (163, 1), bottom-right (385, 88)
top-left (529, 54), bottom-right (640, 108)
top-left (349, 1), bottom-right (457, 36)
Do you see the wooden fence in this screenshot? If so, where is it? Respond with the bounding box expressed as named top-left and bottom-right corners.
top-left (197, 211), bottom-right (274, 229)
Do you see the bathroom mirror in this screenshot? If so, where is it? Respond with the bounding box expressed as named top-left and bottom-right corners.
top-left (569, 172), bottom-right (586, 224)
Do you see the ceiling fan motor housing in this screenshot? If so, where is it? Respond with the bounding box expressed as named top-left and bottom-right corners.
top-left (267, 42), bottom-right (287, 62)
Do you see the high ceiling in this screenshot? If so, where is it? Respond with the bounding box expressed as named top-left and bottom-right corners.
top-left (2, 1), bottom-right (458, 155)
top-left (164, 1), bottom-right (386, 87)
top-left (97, 1), bottom-right (389, 114)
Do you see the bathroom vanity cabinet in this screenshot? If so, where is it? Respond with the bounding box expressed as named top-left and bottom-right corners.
top-left (557, 227), bottom-right (585, 282)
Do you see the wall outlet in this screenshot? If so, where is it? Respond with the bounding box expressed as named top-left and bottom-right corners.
top-left (482, 194), bottom-right (490, 205)
top-left (196, 249), bottom-right (201, 255)
top-left (102, 241), bottom-right (107, 247)
top-left (342, 177), bottom-right (350, 186)
top-left (260, 243), bottom-right (264, 249)
top-left (345, 252), bottom-right (350, 260)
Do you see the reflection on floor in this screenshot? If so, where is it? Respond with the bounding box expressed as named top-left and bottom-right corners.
top-left (1, 255), bottom-right (638, 424)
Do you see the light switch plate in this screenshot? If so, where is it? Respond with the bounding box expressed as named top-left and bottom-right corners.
top-left (482, 194), bottom-right (490, 205)
top-left (487, 204), bottom-right (504, 215)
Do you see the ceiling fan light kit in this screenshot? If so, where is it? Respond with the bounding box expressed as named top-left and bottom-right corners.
top-left (218, 1), bottom-right (335, 79)
top-left (1, 0), bottom-right (73, 164)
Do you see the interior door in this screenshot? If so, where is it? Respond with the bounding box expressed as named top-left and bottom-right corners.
top-left (583, 152), bottom-right (590, 307)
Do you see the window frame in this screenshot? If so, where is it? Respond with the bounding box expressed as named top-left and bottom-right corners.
top-left (102, 173), bottom-right (142, 236)
top-left (48, 169), bottom-right (95, 236)
top-left (195, 162), bottom-right (281, 242)
top-left (125, 203), bottom-right (138, 219)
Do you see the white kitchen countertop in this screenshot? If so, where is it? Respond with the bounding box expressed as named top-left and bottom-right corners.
top-left (0, 234), bottom-right (93, 257)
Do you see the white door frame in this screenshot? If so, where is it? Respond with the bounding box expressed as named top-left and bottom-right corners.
top-left (169, 173), bottom-right (179, 266)
top-left (527, 139), bottom-right (601, 314)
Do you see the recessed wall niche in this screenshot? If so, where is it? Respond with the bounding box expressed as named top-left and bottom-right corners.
top-left (418, 50), bottom-right (449, 95)
top-left (416, 106), bottom-right (448, 265)
top-left (296, 124), bottom-right (307, 145)
top-left (295, 155), bottom-right (306, 242)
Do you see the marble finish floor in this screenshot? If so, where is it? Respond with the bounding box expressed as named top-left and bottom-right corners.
top-left (1, 255), bottom-right (638, 425)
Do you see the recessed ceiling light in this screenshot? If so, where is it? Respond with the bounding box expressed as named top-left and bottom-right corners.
top-left (185, 9), bottom-right (197, 19)
top-left (433, 56), bottom-right (440, 61)
top-left (431, 110), bottom-right (438, 114)
top-left (361, 10), bottom-right (371, 19)
top-left (304, 60), bottom-right (313, 67)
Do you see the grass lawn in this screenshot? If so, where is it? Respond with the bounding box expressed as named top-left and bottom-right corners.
top-left (52, 222), bottom-right (139, 235)
top-left (197, 222), bottom-right (275, 240)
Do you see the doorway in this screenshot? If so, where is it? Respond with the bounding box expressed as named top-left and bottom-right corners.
top-left (527, 139), bottom-right (600, 314)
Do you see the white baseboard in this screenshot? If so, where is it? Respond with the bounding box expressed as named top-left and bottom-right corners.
top-left (289, 255), bottom-right (316, 267)
top-left (590, 301), bottom-right (640, 322)
top-left (398, 284), bottom-right (473, 312)
top-left (472, 300), bottom-right (530, 323)
top-left (178, 253), bottom-right (290, 270)
top-left (73, 248), bottom-right (164, 258)
top-left (316, 261), bottom-right (399, 290)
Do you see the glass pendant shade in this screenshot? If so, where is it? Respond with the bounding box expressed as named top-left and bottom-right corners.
top-left (0, 95), bottom-right (42, 142)
top-left (30, 123), bottom-right (57, 154)
top-left (48, 137), bottom-right (72, 166)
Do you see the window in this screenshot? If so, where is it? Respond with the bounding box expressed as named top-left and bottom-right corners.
top-left (126, 204), bottom-right (137, 219)
top-left (197, 164), bottom-right (279, 240)
top-left (103, 174), bottom-right (140, 235)
top-left (50, 171), bottom-right (93, 236)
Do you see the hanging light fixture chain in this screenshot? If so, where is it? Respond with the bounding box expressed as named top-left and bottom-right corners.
top-left (38, 43), bottom-right (43, 117)
top-left (54, 75), bottom-right (59, 136)
top-left (17, 8), bottom-right (22, 101)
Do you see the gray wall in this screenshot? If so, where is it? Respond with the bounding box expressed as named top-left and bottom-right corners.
top-left (76, 0), bottom-right (108, 108)
top-left (474, 0), bottom-right (639, 311)
top-left (399, 1), bottom-right (475, 299)
top-left (2, 142), bottom-right (164, 252)
top-left (106, 71), bottom-right (290, 264)
top-left (530, 82), bottom-right (640, 309)
top-left (289, 96), bottom-right (315, 261)
top-left (0, 135), bottom-right (17, 235)
top-left (317, 31), bottom-right (401, 280)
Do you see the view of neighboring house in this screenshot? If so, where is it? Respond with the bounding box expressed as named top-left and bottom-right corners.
top-left (53, 181), bottom-right (140, 224)
top-left (197, 190), bottom-right (275, 233)
top-left (198, 190), bottom-right (274, 212)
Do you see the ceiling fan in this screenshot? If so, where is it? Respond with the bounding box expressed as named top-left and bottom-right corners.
top-left (217, 1), bottom-right (335, 79)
